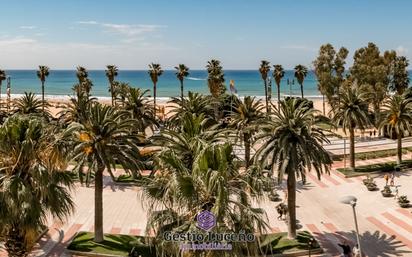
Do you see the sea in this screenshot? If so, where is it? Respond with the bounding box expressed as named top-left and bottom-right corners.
top-left (1, 70), bottom-right (410, 100)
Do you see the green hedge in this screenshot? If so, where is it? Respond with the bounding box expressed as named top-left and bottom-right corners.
top-left (337, 159), bottom-right (412, 177)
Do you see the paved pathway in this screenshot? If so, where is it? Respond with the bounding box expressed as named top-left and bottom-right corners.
top-left (0, 159), bottom-right (411, 256)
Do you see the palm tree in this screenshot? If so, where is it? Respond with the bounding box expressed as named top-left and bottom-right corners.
top-left (71, 103), bottom-right (143, 242)
top-left (255, 98), bottom-right (332, 239)
top-left (175, 64), bottom-right (190, 101)
top-left (167, 91), bottom-right (214, 128)
top-left (230, 96), bottom-right (265, 168)
top-left (0, 70), bottom-right (6, 109)
top-left (145, 114), bottom-right (268, 256)
top-left (118, 85), bottom-right (157, 134)
top-left (148, 63), bottom-right (163, 117)
top-left (13, 92), bottom-right (50, 116)
top-left (76, 66), bottom-right (88, 83)
top-left (294, 65), bottom-right (308, 98)
top-left (105, 65), bottom-right (118, 106)
top-left (37, 65), bottom-right (49, 113)
top-left (259, 60), bottom-right (271, 113)
top-left (273, 65), bottom-right (285, 109)
top-left (332, 86), bottom-right (370, 171)
top-left (0, 115), bottom-right (75, 256)
top-left (206, 59), bottom-right (225, 98)
top-left (380, 94), bottom-right (412, 164)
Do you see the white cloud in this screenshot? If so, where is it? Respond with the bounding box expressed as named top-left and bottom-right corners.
top-left (76, 21), bottom-right (98, 25)
top-left (396, 45), bottom-right (409, 55)
top-left (0, 36), bottom-right (178, 69)
top-left (19, 26), bottom-right (37, 30)
top-left (76, 21), bottom-right (165, 42)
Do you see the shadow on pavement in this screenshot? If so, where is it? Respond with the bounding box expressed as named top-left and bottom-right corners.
top-left (320, 230), bottom-right (411, 257)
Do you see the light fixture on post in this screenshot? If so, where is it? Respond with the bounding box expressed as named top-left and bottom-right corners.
top-left (340, 195), bottom-right (362, 257)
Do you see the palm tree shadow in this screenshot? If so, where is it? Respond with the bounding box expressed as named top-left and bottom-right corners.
top-left (102, 175), bottom-right (132, 192)
top-left (295, 181), bottom-right (315, 192)
top-left (321, 230), bottom-right (410, 257)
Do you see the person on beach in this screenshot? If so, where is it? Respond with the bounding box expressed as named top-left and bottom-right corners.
top-left (373, 130), bottom-right (376, 137)
top-left (384, 173), bottom-right (389, 186)
top-left (338, 240), bottom-right (352, 257)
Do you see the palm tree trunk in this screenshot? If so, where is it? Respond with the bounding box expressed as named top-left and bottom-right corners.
top-left (41, 81), bottom-right (45, 113)
top-left (322, 94), bottom-right (325, 115)
top-left (287, 170), bottom-right (297, 239)
top-left (153, 82), bottom-right (157, 119)
top-left (277, 83), bottom-right (281, 110)
top-left (397, 132), bottom-right (402, 165)
top-left (349, 127), bottom-right (355, 171)
top-left (300, 83), bottom-right (304, 98)
top-left (110, 82), bottom-right (114, 106)
top-left (94, 167), bottom-right (104, 243)
top-left (268, 82), bottom-right (272, 114)
top-left (244, 133), bottom-right (251, 168)
top-left (0, 82), bottom-right (2, 110)
top-left (180, 80), bottom-right (184, 101)
top-left (264, 80), bottom-right (268, 114)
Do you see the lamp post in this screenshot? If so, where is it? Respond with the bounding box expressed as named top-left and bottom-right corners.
top-left (287, 78), bottom-right (295, 97)
top-left (6, 76), bottom-right (11, 112)
top-left (340, 195), bottom-right (362, 256)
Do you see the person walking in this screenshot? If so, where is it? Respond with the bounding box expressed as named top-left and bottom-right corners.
top-left (390, 173), bottom-right (395, 187)
top-left (394, 186), bottom-right (399, 199)
top-left (384, 173), bottom-right (390, 186)
top-left (338, 240), bottom-right (352, 257)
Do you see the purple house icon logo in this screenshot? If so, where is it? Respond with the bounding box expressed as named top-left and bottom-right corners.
top-left (196, 210), bottom-right (216, 231)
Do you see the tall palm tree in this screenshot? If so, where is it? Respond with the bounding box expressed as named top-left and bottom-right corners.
top-left (294, 65), bottom-right (308, 98)
top-left (0, 70), bottom-right (6, 109)
top-left (0, 115), bottom-right (75, 256)
top-left (255, 98), bottom-right (332, 239)
top-left (76, 66), bottom-right (88, 83)
top-left (206, 59), bottom-right (226, 97)
top-left (230, 96), bottom-right (265, 168)
top-left (146, 114), bottom-right (267, 256)
top-left (273, 65), bottom-right (285, 110)
top-left (332, 86), bottom-right (370, 171)
top-left (380, 94), bottom-right (412, 164)
top-left (71, 104), bottom-right (143, 242)
top-left (175, 64), bottom-right (189, 101)
top-left (148, 63), bottom-right (163, 117)
top-left (105, 65), bottom-right (118, 106)
top-left (259, 60), bottom-right (271, 113)
top-left (37, 65), bottom-right (50, 113)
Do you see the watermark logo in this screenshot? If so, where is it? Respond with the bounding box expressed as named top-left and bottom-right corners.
top-left (196, 210), bottom-right (216, 231)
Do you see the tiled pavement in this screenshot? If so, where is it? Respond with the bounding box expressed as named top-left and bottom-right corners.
top-left (0, 157), bottom-right (411, 256)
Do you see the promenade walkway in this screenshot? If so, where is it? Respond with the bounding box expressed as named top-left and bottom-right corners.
top-left (0, 156), bottom-right (411, 256)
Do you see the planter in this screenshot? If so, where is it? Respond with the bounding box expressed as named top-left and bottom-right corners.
top-left (381, 191), bottom-right (392, 197)
top-left (399, 202), bottom-right (410, 208)
top-left (366, 184), bottom-right (378, 191)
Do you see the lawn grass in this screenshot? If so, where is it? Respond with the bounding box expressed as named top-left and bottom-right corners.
top-left (67, 232), bottom-right (155, 256)
top-left (68, 231), bottom-right (320, 257)
top-left (336, 159), bottom-right (412, 177)
top-left (259, 231), bottom-right (321, 254)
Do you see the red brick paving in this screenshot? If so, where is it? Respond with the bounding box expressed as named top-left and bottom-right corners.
top-left (110, 227), bottom-right (121, 234)
top-left (306, 172), bottom-right (328, 188)
top-left (46, 223), bottom-right (83, 257)
top-left (366, 216), bottom-right (412, 250)
top-left (129, 228), bottom-right (141, 236)
top-left (306, 223), bottom-right (340, 255)
top-left (396, 208), bottom-right (412, 220)
top-left (382, 212), bottom-right (412, 233)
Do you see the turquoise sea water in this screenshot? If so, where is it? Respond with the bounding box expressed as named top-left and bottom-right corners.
top-left (2, 70), bottom-right (411, 99)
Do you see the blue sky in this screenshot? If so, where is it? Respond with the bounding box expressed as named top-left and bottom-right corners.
top-left (1, 0), bottom-right (411, 69)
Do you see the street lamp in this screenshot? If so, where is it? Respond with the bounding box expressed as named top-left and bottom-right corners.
top-left (287, 78), bottom-right (295, 97)
top-left (340, 195), bottom-right (362, 256)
